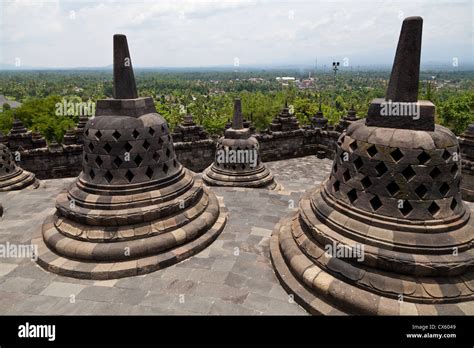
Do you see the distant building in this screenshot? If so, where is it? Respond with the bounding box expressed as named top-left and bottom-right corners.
top-left (247, 77), bottom-right (264, 83)
top-left (296, 78), bottom-right (315, 90)
top-left (0, 95), bottom-right (22, 110)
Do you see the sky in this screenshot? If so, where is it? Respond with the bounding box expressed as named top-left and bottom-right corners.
top-left (0, 0), bottom-right (472, 69)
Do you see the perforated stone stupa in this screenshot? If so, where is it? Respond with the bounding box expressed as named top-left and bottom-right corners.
top-left (270, 17), bottom-right (474, 315)
top-left (460, 124), bottom-right (474, 201)
top-left (203, 99), bottom-right (280, 190)
top-left (0, 144), bottom-right (39, 191)
top-left (33, 34), bottom-right (227, 279)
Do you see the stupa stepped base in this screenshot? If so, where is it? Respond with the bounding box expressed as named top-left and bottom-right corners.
top-left (32, 182), bottom-right (227, 280)
top-left (271, 187), bottom-right (474, 315)
top-left (203, 165), bottom-right (281, 191)
top-left (0, 169), bottom-right (39, 191)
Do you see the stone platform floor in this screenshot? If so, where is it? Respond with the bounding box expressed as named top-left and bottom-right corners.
top-left (0, 156), bottom-right (333, 315)
top-left (1, 156), bottom-right (472, 315)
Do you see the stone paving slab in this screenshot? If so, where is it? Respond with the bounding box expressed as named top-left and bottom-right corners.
top-left (1, 156), bottom-right (471, 315)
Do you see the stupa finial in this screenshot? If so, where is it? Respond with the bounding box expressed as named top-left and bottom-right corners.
top-left (113, 34), bottom-right (138, 99)
top-left (386, 16), bottom-right (423, 102)
top-left (232, 98), bottom-right (243, 129)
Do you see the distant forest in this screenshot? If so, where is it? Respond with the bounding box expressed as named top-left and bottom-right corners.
top-left (0, 69), bottom-right (472, 142)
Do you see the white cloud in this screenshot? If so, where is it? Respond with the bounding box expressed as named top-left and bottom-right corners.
top-left (0, 0), bottom-right (472, 68)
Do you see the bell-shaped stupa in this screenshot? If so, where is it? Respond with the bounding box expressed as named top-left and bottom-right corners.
top-left (33, 35), bottom-right (227, 279)
top-left (203, 99), bottom-right (280, 190)
top-left (0, 144), bottom-right (39, 191)
top-left (460, 124), bottom-right (474, 201)
top-left (270, 17), bottom-right (474, 315)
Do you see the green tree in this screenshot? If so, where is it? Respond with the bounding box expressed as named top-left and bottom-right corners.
top-left (438, 92), bottom-right (474, 135)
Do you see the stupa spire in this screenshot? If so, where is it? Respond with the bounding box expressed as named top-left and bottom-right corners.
top-left (113, 34), bottom-right (138, 99)
top-left (386, 16), bottom-right (423, 102)
top-left (367, 16), bottom-right (433, 131)
top-left (232, 98), bottom-right (243, 130)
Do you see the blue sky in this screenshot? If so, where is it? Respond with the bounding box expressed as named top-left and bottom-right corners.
top-left (0, 0), bottom-right (472, 68)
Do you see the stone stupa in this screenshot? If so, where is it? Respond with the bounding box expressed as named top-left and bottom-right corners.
top-left (269, 101), bottom-right (300, 132)
top-left (75, 115), bottom-right (89, 144)
top-left (33, 34), bottom-right (227, 279)
top-left (336, 105), bottom-right (358, 132)
top-left (171, 113), bottom-right (209, 143)
top-left (62, 128), bottom-right (77, 146)
top-left (203, 99), bottom-right (280, 190)
top-left (310, 104), bottom-right (328, 129)
top-left (270, 17), bottom-right (474, 315)
top-left (460, 124), bottom-right (474, 201)
top-left (0, 143), bottom-right (39, 191)
top-left (31, 130), bottom-right (47, 149)
top-left (7, 118), bottom-right (33, 151)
